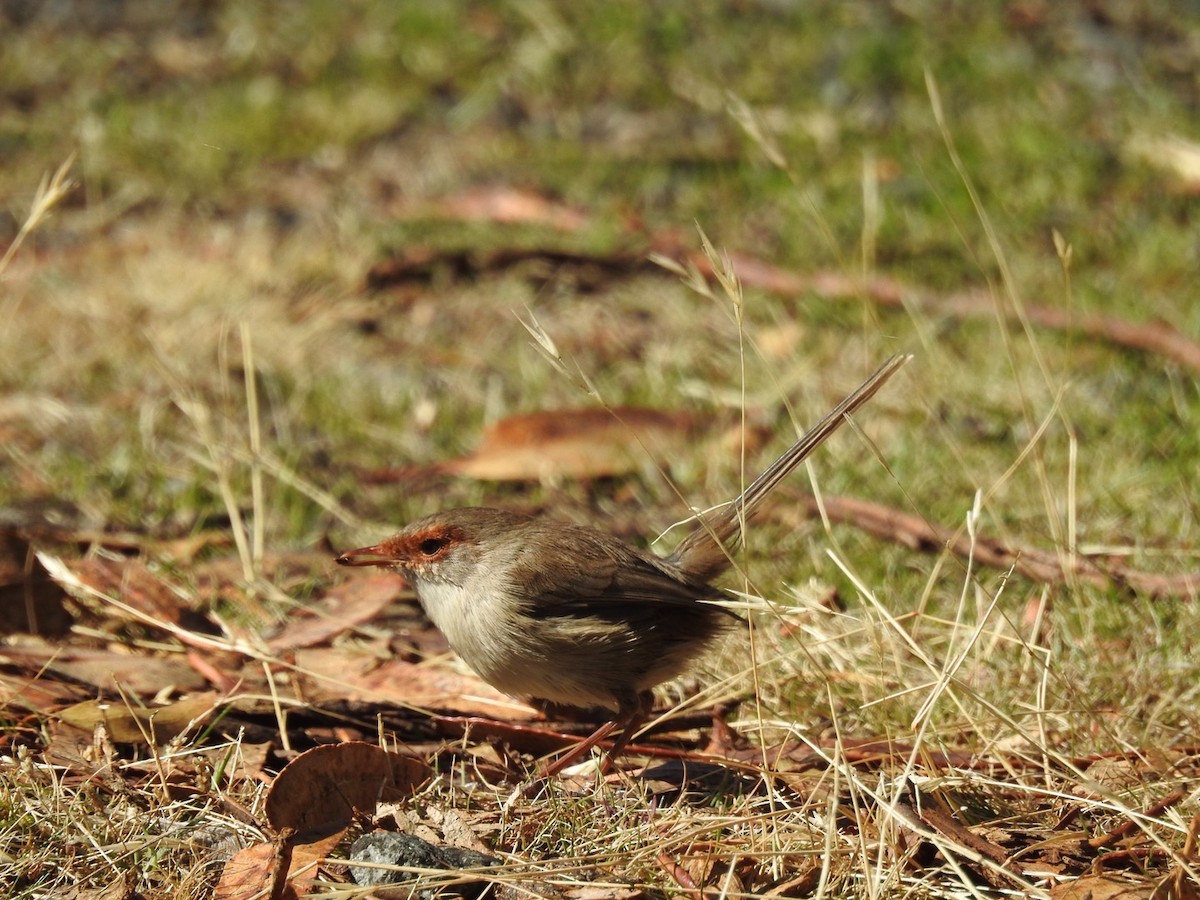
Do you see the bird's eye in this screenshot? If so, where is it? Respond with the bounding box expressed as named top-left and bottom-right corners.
top-left (418, 537), bottom-right (448, 556)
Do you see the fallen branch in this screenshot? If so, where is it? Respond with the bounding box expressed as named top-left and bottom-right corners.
top-left (688, 251), bottom-right (1200, 376)
top-left (366, 241), bottom-right (1200, 374)
top-left (1085, 790), bottom-right (1187, 852)
top-left (807, 494), bottom-right (1200, 600)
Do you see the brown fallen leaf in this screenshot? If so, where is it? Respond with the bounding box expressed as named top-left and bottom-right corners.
top-left (428, 806), bottom-right (500, 857)
top-left (48, 556), bottom-right (187, 625)
top-left (656, 850), bottom-right (706, 900)
top-left (295, 650), bottom-right (531, 718)
top-left (895, 785), bottom-right (1023, 892)
top-left (425, 407), bottom-right (696, 483)
top-left (190, 551), bottom-right (332, 607)
top-left (18, 523), bottom-right (230, 563)
top-left (265, 741), bottom-right (429, 832)
top-left (36, 549), bottom-right (322, 640)
top-left (1048, 873), bottom-right (1151, 899)
top-left (214, 828), bottom-right (323, 900)
top-left (0, 639), bottom-right (206, 695)
top-left (762, 866), bottom-right (822, 897)
top-left (266, 573), bottom-right (409, 652)
top-left (423, 185), bottom-right (591, 232)
top-left (0, 668), bottom-right (88, 712)
top-left (218, 744), bottom-right (431, 899)
top-left (562, 889), bottom-right (649, 900)
top-left (57, 692), bottom-right (219, 745)
top-left (199, 740), bottom-right (274, 789)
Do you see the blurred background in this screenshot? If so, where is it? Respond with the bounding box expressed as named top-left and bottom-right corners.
top-left (4, 0), bottom-right (1195, 541)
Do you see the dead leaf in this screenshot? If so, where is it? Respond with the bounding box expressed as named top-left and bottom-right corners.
top-left (200, 740), bottom-right (274, 788)
top-left (427, 806), bottom-right (497, 856)
top-left (57, 693), bottom-right (218, 745)
top-left (49, 556), bottom-right (186, 625)
top-left (265, 741), bottom-right (429, 832)
top-left (0, 669), bottom-right (88, 711)
top-left (54, 875), bottom-right (136, 900)
top-left (191, 551), bottom-right (331, 608)
top-left (441, 407), bottom-right (696, 482)
top-left (1078, 757), bottom-right (1148, 795)
top-left (1049, 873), bottom-right (1152, 899)
top-left (0, 639), bottom-right (206, 695)
top-left (762, 865), bottom-right (822, 897)
top-left (266, 573), bottom-right (408, 651)
top-left (214, 831), bottom-right (310, 900)
top-left (285, 826), bottom-right (348, 898)
top-left (307, 653), bottom-right (531, 717)
top-left (425, 186), bottom-right (591, 231)
top-left (256, 745), bottom-right (430, 895)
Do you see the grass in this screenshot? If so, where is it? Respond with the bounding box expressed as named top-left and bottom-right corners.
top-left (2, 1), bottom-right (1199, 897)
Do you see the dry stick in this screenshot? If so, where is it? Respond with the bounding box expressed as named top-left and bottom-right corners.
top-left (368, 244), bottom-right (1200, 373)
top-left (270, 827), bottom-right (297, 900)
top-left (656, 851), bottom-right (707, 900)
top-left (944, 289), bottom-right (1200, 375)
top-left (805, 494), bottom-right (1200, 600)
top-left (1185, 813), bottom-right (1200, 861)
top-left (911, 802), bottom-right (1010, 866)
top-left (683, 253), bottom-right (1200, 376)
top-left (1162, 814), bottom-right (1200, 896)
top-left (1084, 789), bottom-right (1187, 852)
top-left (895, 799), bottom-right (1020, 892)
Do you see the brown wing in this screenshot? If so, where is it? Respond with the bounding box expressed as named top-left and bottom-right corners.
top-left (507, 523), bottom-right (737, 626)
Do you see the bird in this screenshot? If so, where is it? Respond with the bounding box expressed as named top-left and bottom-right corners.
top-left (337, 353), bottom-right (909, 773)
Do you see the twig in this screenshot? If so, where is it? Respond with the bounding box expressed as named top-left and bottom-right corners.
top-left (367, 241), bottom-right (1200, 373)
top-left (1085, 790), bottom-right (1186, 852)
top-left (655, 851), bottom-right (708, 900)
top-left (806, 494), bottom-right (1200, 600)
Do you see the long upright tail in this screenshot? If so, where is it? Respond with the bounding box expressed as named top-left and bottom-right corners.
top-left (669, 353), bottom-right (911, 582)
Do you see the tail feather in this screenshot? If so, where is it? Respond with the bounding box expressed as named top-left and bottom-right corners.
top-left (669, 353), bottom-right (910, 583)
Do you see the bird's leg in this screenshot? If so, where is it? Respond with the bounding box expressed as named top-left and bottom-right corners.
top-left (595, 711), bottom-right (645, 775)
top-left (536, 718), bottom-right (620, 778)
top-left (536, 692), bottom-right (651, 778)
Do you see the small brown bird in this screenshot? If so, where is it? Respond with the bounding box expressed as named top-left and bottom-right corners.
top-left (338, 354), bottom-right (909, 772)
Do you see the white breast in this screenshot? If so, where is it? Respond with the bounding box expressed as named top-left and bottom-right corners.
top-left (412, 575), bottom-right (616, 710)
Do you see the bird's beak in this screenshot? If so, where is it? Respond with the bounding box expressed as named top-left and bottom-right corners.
top-left (336, 544), bottom-right (394, 567)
